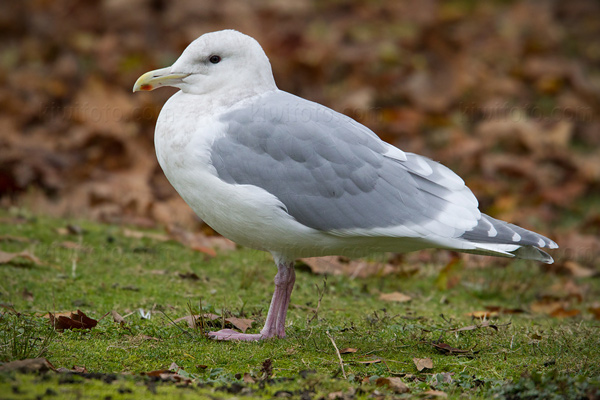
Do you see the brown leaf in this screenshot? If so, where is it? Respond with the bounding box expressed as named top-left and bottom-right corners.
top-left (299, 256), bottom-right (398, 279)
top-left (379, 292), bottom-right (412, 303)
top-left (224, 317), bottom-right (254, 333)
top-left (173, 313), bottom-right (217, 328)
top-left (449, 320), bottom-right (507, 333)
top-left (588, 306), bottom-right (600, 320)
top-left (173, 314), bottom-right (254, 333)
top-left (0, 235), bottom-right (32, 243)
top-left (530, 296), bottom-right (578, 315)
top-left (71, 365), bottom-right (88, 373)
top-left (375, 377), bottom-right (410, 394)
top-left (549, 307), bottom-right (580, 318)
top-left (557, 261), bottom-right (595, 278)
top-left (356, 358), bottom-right (381, 365)
top-left (145, 369), bottom-right (170, 377)
top-left (484, 306), bottom-right (525, 315)
top-left (167, 225), bottom-right (235, 256)
top-left (48, 310), bottom-right (97, 331)
top-left (242, 372), bottom-right (256, 383)
top-left (0, 358), bottom-right (56, 373)
top-left (413, 357), bottom-right (433, 371)
top-left (339, 348), bottom-right (358, 354)
top-left (111, 310), bottom-right (126, 324)
top-left (465, 311), bottom-right (498, 319)
top-left (0, 250), bottom-right (42, 266)
top-left (178, 272), bottom-right (200, 280)
top-left (429, 342), bottom-right (473, 355)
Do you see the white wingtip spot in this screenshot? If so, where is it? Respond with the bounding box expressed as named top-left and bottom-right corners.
top-left (538, 238), bottom-right (545, 247)
top-left (512, 232), bottom-right (521, 242)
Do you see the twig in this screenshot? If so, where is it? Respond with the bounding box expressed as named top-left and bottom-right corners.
top-left (159, 310), bottom-right (193, 338)
top-left (326, 330), bottom-right (346, 379)
top-left (307, 277), bottom-right (326, 326)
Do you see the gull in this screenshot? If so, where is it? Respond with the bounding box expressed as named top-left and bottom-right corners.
top-left (133, 30), bottom-right (557, 341)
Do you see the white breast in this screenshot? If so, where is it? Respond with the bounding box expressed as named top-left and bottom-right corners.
top-left (154, 93), bottom-right (335, 257)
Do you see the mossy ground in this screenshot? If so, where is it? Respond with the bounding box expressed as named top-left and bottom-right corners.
top-left (0, 210), bottom-right (599, 399)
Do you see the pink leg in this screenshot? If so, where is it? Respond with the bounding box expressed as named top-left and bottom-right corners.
top-left (208, 259), bottom-right (295, 341)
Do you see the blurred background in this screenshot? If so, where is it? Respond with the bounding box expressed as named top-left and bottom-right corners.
top-left (0, 0), bottom-right (598, 266)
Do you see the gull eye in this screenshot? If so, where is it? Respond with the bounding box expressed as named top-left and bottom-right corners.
top-left (209, 55), bottom-right (221, 64)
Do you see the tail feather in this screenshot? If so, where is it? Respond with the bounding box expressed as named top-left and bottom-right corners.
top-left (459, 214), bottom-right (557, 264)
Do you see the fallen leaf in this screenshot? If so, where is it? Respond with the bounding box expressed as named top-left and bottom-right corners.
top-left (529, 295), bottom-right (580, 316)
top-left (484, 306), bottom-right (525, 314)
top-left (0, 358), bottom-right (56, 373)
top-left (145, 369), bottom-right (170, 377)
top-left (379, 292), bottom-right (412, 303)
top-left (375, 377), bottom-right (409, 394)
top-left (47, 310), bottom-right (98, 331)
top-left (356, 358), bottom-right (381, 365)
top-left (429, 342), bottom-right (474, 355)
top-left (339, 348), bottom-right (358, 354)
top-left (111, 310), bottom-right (126, 324)
top-left (167, 225), bottom-right (235, 256)
top-left (0, 250), bottom-right (42, 266)
top-left (465, 310), bottom-right (498, 319)
top-left (588, 306), bottom-right (600, 320)
top-left (449, 320), bottom-right (509, 333)
top-left (299, 256), bottom-right (398, 279)
top-left (178, 272), bottom-right (200, 280)
top-left (173, 314), bottom-right (254, 333)
top-left (56, 365), bottom-right (88, 374)
top-left (0, 235), bottom-right (31, 243)
top-left (242, 372), bottom-right (256, 383)
top-left (549, 307), bottom-right (580, 318)
top-left (559, 261), bottom-right (595, 278)
top-left (413, 357), bottom-right (433, 371)
top-left (224, 317), bottom-right (254, 333)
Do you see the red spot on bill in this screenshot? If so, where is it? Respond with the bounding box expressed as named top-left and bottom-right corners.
top-left (140, 84), bottom-right (153, 91)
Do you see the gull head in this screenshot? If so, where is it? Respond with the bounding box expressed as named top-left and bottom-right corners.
top-left (133, 30), bottom-right (276, 96)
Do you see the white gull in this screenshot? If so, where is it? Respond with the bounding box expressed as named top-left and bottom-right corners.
top-left (133, 30), bottom-right (557, 341)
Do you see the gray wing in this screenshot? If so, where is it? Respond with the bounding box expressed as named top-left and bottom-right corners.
top-left (210, 91), bottom-right (479, 239)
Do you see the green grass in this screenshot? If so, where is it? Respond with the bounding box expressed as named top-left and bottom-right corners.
top-left (0, 210), bottom-right (599, 399)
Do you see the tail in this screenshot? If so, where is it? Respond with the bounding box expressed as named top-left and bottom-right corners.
top-left (458, 214), bottom-right (558, 264)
